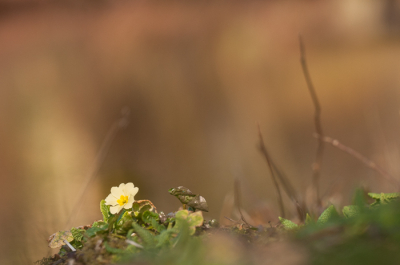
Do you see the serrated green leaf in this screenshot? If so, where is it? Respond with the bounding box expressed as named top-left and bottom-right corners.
top-left (151, 218), bottom-right (165, 233)
top-left (141, 211), bottom-right (159, 224)
top-left (92, 220), bottom-right (106, 228)
top-left (368, 193), bottom-right (381, 200)
top-left (100, 200), bottom-right (110, 223)
top-left (368, 192), bottom-right (400, 207)
top-left (132, 222), bottom-right (156, 247)
top-left (70, 240), bottom-right (83, 250)
top-left (86, 223), bottom-right (109, 237)
top-left (278, 217), bottom-right (299, 230)
top-left (342, 205), bottom-right (360, 218)
top-left (368, 192), bottom-right (400, 200)
top-left (317, 205), bottom-right (339, 225)
top-left (70, 227), bottom-right (85, 242)
top-left (116, 213), bottom-right (134, 235)
top-left (155, 229), bottom-right (175, 248)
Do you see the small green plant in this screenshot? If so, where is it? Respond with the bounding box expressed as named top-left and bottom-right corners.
top-left (41, 183), bottom-right (208, 265)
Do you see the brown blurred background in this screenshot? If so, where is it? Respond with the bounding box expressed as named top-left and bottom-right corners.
top-left (1, 0), bottom-right (400, 263)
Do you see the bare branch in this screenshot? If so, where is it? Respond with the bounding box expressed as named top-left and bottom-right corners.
top-left (256, 124), bottom-right (286, 218)
top-left (315, 134), bottom-right (400, 188)
top-left (299, 36), bottom-right (324, 206)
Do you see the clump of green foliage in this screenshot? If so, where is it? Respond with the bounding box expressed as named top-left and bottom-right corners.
top-left (279, 190), bottom-right (400, 265)
top-left (37, 189), bottom-right (212, 265)
top-left (37, 189), bottom-right (400, 265)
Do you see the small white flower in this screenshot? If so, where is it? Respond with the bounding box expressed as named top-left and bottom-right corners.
top-left (105, 183), bottom-right (139, 214)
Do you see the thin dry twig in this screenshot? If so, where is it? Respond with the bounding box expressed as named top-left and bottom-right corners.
top-left (299, 36), bottom-right (324, 206)
top-left (234, 179), bottom-right (254, 227)
top-left (224, 216), bottom-right (242, 225)
top-left (256, 124), bottom-right (286, 218)
top-left (65, 107), bottom-right (130, 228)
top-left (315, 134), bottom-right (400, 188)
top-left (266, 150), bottom-right (306, 220)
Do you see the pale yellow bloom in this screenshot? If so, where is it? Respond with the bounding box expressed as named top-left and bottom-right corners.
top-left (105, 183), bottom-right (139, 214)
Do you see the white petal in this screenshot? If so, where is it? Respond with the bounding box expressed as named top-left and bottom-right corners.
top-left (105, 193), bottom-right (118, 206)
top-left (124, 195), bottom-right (135, 209)
top-left (110, 204), bottom-right (123, 214)
top-left (111, 186), bottom-right (124, 199)
top-left (124, 183), bottom-right (139, 196)
top-left (118, 183), bottom-right (126, 190)
top-left (132, 187), bottom-right (139, 196)
top-left (124, 183), bottom-right (133, 194)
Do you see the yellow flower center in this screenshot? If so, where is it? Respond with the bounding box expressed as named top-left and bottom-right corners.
top-left (117, 195), bottom-right (129, 206)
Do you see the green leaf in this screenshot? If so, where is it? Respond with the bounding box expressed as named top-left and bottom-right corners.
top-left (342, 205), bottom-right (361, 218)
top-left (70, 239), bottom-right (83, 250)
top-left (174, 210), bottom-right (204, 235)
top-left (368, 192), bottom-right (400, 200)
top-left (115, 211), bottom-right (133, 230)
top-left (132, 200), bottom-right (155, 214)
top-left (151, 218), bottom-right (166, 233)
top-left (86, 223), bottom-right (109, 237)
top-left (116, 209), bottom-right (127, 224)
top-left (317, 205), bottom-right (339, 225)
top-left (155, 229), bottom-right (175, 248)
top-left (141, 211), bottom-right (159, 225)
top-left (368, 192), bottom-right (400, 207)
top-left (352, 188), bottom-right (367, 207)
top-left (132, 202), bottom-right (140, 212)
top-left (116, 213), bottom-right (134, 235)
top-left (107, 214), bottom-right (118, 233)
top-left (279, 217), bottom-right (299, 230)
top-left (108, 210), bottom-right (127, 233)
top-left (91, 221), bottom-right (107, 229)
top-left (132, 222), bottom-right (156, 247)
top-left (70, 227), bottom-right (85, 242)
top-left (126, 229), bottom-right (135, 240)
top-left (135, 205), bottom-right (152, 221)
top-left (100, 200), bottom-right (110, 223)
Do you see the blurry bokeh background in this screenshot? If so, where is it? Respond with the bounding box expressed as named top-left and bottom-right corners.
top-left (1, 0), bottom-right (400, 263)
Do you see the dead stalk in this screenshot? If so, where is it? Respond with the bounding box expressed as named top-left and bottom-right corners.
top-left (299, 36), bottom-right (324, 206)
top-left (315, 134), bottom-right (400, 188)
top-left (256, 124), bottom-right (286, 218)
top-left (256, 125), bottom-right (306, 220)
